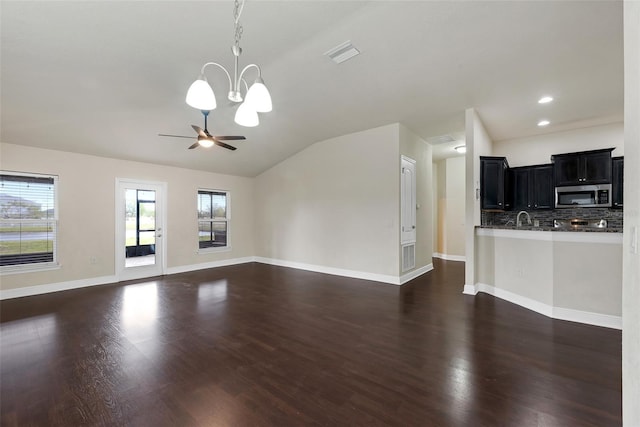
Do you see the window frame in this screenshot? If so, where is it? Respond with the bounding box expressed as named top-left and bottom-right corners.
top-left (197, 189), bottom-right (231, 254)
top-left (0, 171), bottom-right (60, 274)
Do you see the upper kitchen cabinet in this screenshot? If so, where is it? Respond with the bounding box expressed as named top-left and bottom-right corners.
top-left (480, 156), bottom-right (510, 210)
top-left (612, 156), bottom-right (624, 208)
top-left (551, 148), bottom-right (614, 186)
top-left (511, 165), bottom-right (554, 210)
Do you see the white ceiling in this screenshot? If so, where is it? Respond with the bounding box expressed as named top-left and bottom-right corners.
top-left (1, 1), bottom-right (623, 176)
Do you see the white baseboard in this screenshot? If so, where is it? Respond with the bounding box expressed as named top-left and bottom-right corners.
top-left (0, 257), bottom-right (254, 300)
top-left (254, 256), bottom-right (409, 285)
top-left (400, 263), bottom-right (433, 285)
top-left (552, 307), bottom-right (622, 330)
top-left (472, 282), bottom-right (621, 329)
top-left (0, 275), bottom-right (118, 300)
top-left (462, 284), bottom-right (477, 295)
top-left (165, 256), bottom-right (254, 275)
top-left (1, 256), bottom-right (433, 299)
top-left (475, 283), bottom-right (553, 317)
top-left (433, 253), bottom-right (466, 262)
top-left (255, 258), bottom-right (433, 286)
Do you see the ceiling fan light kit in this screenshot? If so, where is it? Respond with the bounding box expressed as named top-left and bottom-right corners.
top-left (197, 136), bottom-right (215, 148)
top-left (158, 109), bottom-right (246, 151)
top-left (185, 0), bottom-right (272, 127)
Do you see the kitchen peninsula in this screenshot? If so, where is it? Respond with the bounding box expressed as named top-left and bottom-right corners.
top-left (472, 148), bottom-right (624, 329)
top-left (473, 226), bottom-right (622, 329)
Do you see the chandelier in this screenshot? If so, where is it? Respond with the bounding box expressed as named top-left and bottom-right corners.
top-left (185, 0), bottom-right (272, 127)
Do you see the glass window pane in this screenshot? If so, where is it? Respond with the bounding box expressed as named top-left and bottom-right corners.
top-left (198, 221), bottom-right (227, 248)
top-left (125, 189), bottom-right (137, 220)
top-left (1, 176), bottom-right (55, 220)
top-left (212, 193), bottom-right (226, 219)
top-left (139, 231), bottom-right (155, 246)
top-left (137, 190), bottom-right (155, 201)
top-left (198, 193), bottom-right (212, 219)
top-left (198, 221), bottom-right (212, 242)
top-left (139, 202), bottom-right (155, 230)
top-left (0, 220), bottom-right (55, 265)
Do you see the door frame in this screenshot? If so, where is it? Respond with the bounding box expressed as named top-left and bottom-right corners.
top-left (115, 178), bottom-right (167, 281)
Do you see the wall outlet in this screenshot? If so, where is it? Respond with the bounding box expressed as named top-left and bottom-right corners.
top-left (89, 256), bottom-right (97, 265)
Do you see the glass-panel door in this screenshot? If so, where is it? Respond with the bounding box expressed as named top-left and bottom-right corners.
top-left (116, 179), bottom-right (165, 280)
top-left (125, 189), bottom-right (157, 268)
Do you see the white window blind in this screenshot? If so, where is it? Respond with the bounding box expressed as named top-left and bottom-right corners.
top-left (0, 172), bottom-right (58, 268)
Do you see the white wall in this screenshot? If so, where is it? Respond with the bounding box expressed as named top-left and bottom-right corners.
top-left (445, 157), bottom-right (465, 257)
top-left (464, 109), bottom-right (493, 291)
top-left (254, 124), bottom-right (401, 278)
top-left (0, 143), bottom-right (255, 292)
top-left (493, 122), bottom-right (624, 167)
top-left (2, 122), bottom-right (434, 292)
top-left (433, 162), bottom-right (440, 254)
top-left (434, 157), bottom-right (465, 259)
top-left (623, 1), bottom-right (640, 424)
top-left (399, 124), bottom-right (434, 273)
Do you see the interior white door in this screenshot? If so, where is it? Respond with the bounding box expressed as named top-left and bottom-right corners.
top-left (401, 156), bottom-right (416, 244)
top-left (115, 179), bottom-right (166, 281)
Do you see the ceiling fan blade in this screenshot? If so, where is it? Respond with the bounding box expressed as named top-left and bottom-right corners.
top-left (213, 136), bottom-right (246, 141)
top-left (191, 125), bottom-right (208, 138)
top-left (158, 134), bottom-right (195, 139)
top-left (188, 142), bottom-right (200, 150)
top-left (214, 140), bottom-right (237, 151)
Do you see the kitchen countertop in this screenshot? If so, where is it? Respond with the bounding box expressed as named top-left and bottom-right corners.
top-left (478, 225), bottom-right (623, 233)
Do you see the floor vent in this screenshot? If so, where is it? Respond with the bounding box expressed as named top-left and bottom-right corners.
top-left (402, 244), bottom-right (415, 272)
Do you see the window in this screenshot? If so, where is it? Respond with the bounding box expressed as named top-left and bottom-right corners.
top-left (0, 172), bottom-right (58, 269)
top-left (197, 190), bottom-right (229, 250)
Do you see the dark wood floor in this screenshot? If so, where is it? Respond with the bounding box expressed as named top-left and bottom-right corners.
top-left (0, 260), bottom-right (621, 426)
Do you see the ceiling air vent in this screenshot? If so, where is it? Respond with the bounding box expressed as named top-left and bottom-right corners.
top-left (426, 134), bottom-right (456, 145)
top-left (325, 41), bottom-right (360, 64)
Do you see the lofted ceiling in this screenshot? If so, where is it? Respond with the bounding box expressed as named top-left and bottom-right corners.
top-left (0, 1), bottom-right (623, 176)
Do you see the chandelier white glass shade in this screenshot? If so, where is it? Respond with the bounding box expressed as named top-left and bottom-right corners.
top-left (185, 77), bottom-right (217, 111)
top-left (234, 100), bottom-right (260, 127)
top-left (185, 0), bottom-right (272, 127)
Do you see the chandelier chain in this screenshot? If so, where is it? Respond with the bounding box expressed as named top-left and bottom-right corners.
top-left (233, 0), bottom-right (244, 48)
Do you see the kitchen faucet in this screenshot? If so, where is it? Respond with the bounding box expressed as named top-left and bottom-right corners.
top-left (516, 211), bottom-right (532, 227)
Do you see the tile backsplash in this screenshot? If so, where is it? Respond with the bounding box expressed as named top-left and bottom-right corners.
top-left (481, 208), bottom-right (623, 229)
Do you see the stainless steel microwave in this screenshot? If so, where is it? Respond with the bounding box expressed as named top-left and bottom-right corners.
top-left (555, 184), bottom-right (611, 208)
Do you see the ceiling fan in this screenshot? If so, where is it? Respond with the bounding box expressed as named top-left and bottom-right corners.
top-left (159, 111), bottom-right (245, 151)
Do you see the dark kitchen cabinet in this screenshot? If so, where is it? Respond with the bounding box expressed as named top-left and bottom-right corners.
top-left (511, 165), bottom-right (553, 210)
top-left (552, 148), bottom-right (614, 186)
top-left (481, 156), bottom-right (510, 210)
top-left (612, 156), bottom-right (624, 208)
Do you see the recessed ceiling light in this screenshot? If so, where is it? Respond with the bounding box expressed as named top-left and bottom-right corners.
top-left (454, 145), bottom-right (466, 153)
top-left (538, 120), bottom-right (550, 127)
top-left (538, 96), bottom-right (553, 104)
